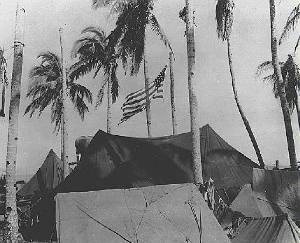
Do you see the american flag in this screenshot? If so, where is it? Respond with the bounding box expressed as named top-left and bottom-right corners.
top-left (119, 65), bottom-right (168, 124)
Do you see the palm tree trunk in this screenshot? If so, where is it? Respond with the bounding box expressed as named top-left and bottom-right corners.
top-left (0, 82), bottom-right (6, 117)
top-left (60, 114), bottom-right (64, 161)
top-left (185, 0), bottom-right (203, 185)
top-left (0, 63), bottom-right (5, 117)
top-left (107, 79), bottom-right (112, 134)
top-left (59, 28), bottom-right (70, 179)
top-left (269, 0), bottom-right (297, 170)
top-left (227, 39), bottom-right (265, 168)
top-left (296, 96), bottom-right (300, 132)
top-left (5, 5), bottom-right (25, 242)
top-left (144, 46), bottom-right (152, 137)
top-left (169, 52), bottom-right (177, 135)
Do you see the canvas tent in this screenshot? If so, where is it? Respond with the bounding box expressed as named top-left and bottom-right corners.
top-left (18, 149), bottom-right (63, 197)
top-left (56, 124), bottom-right (258, 194)
top-left (55, 183), bottom-right (231, 243)
top-left (230, 184), bottom-right (281, 218)
top-left (230, 214), bottom-right (300, 243)
top-left (252, 168), bottom-right (300, 222)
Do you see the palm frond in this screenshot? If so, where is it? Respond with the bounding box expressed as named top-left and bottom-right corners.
top-left (148, 14), bottom-right (173, 54)
top-left (256, 61), bottom-right (273, 76)
top-left (294, 34), bottom-right (300, 54)
top-left (68, 82), bottom-right (93, 120)
top-left (69, 59), bottom-right (101, 81)
top-left (103, 62), bottom-right (119, 103)
top-left (257, 56), bottom-right (300, 114)
top-left (50, 97), bottom-right (63, 133)
top-left (92, 0), bottom-right (136, 15)
top-left (280, 3), bottom-right (300, 44)
top-left (110, 63), bottom-right (119, 103)
top-left (216, 0), bottom-right (235, 41)
top-left (110, 0), bottom-right (150, 75)
top-left (91, 0), bottom-right (116, 9)
top-left (71, 26), bottom-right (108, 80)
top-left (95, 79), bottom-right (108, 107)
top-left (26, 51), bottom-right (92, 131)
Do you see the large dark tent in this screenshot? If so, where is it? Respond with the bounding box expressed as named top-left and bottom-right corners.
top-left (17, 149), bottom-right (63, 198)
top-left (56, 124), bottom-right (258, 196)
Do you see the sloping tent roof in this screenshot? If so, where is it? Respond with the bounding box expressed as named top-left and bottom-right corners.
top-left (55, 183), bottom-right (231, 243)
top-left (230, 184), bottom-right (280, 218)
top-left (56, 124), bottom-right (258, 193)
top-left (18, 149), bottom-right (63, 197)
top-left (253, 168), bottom-right (300, 222)
top-left (231, 214), bottom-right (300, 243)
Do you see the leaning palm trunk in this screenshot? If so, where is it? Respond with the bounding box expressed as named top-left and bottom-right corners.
top-left (169, 52), bottom-right (177, 135)
top-left (0, 62), bottom-right (5, 117)
top-left (107, 80), bottom-right (112, 134)
top-left (185, 0), bottom-right (203, 185)
top-left (269, 0), bottom-right (297, 170)
top-left (296, 97), bottom-right (300, 132)
top-left (227, 39), bottom-right (265, 168)
top-left (0, 83), bottom-right (6, 117)
top-left (144, 46), bottom-right (152, 137)
top-left (59, 28), bottom-right (70, 179)
top-left (5, 5), bottom-right (25, 242)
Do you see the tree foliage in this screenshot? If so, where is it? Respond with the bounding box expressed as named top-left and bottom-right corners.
top-left (215, 0), bottom-right (235, 41)
top-left (257, 55), bottom-right (300, 113)
top-left (92, 0), bottom-right (172, 75)
top-left (25, 52), bottom-right (92, 132)
top-left (70, 26), bottom-right (119, 106)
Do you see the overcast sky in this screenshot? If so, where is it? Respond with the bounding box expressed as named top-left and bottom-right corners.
top-left (0, 0), bottom-right (299, 179)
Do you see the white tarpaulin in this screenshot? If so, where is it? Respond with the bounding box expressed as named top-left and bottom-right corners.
top-left (55, 183), bottom-right (230, 243)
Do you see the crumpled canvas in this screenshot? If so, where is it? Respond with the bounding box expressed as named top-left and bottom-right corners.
top-left (55, 183), bottom-right (230, 243)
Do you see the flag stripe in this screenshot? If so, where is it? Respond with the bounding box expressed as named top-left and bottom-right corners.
top-left (125, 81), bottom-right (157, 102)
top-left (122, 86), bottom-right (159, 109)
top-left (122, 88), bottom-right (164, 112)
top-left (119, 65), bottom-right (167, 124)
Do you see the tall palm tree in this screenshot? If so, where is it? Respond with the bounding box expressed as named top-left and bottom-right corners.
top-left (181, 0), bottom-right (203, 184)
top-left (269, 0), bottom-right (297, 170)
top-left (92, 0), bottom-right (172, 137)
top-left (257, 55), bottom-right (300, 132)
top-left (0, 47), bottom-right (8, 117)
top-left (25, 52), bottom-right (92, 133)
top-left (5, 5), bottom-right (25, 242)
top-left (70, 27), bottom-right (119, 134)
top-left (215, 0), bottom-right (265, 168)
